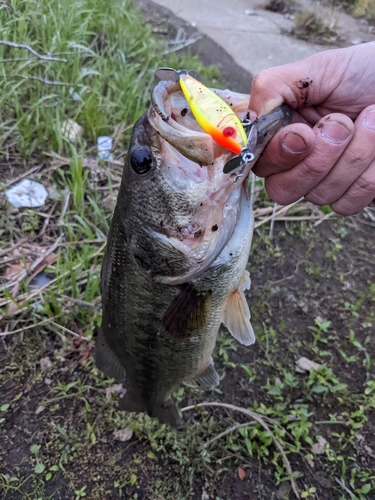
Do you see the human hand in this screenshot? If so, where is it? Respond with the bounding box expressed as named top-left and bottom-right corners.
top-left (249, 42), bottom-right (375, 215)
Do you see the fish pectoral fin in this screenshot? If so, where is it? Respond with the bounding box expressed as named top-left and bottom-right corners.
top-left (186, 357), bottom-right (220, 389)
top-left (162, 284), bottom-right (211, 339)
top-left (95, 327), bottom-right (127, 383)
top-left (223, 287), bottom-right (255, 346)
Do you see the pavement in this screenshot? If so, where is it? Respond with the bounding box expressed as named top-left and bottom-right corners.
top-left (149, 0), bottom-right (325, 77)
top-left (147, 0), bottom-right (374, 80)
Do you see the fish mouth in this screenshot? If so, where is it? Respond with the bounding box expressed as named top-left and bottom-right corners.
top-left (146, 80), bottom-right (253, 285)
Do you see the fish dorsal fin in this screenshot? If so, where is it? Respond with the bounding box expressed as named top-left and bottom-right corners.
top-left (185, 357), bottom-right (220, 389)
top-left (95, 327), bottom-right (127, 382)
top-left (162, 284), bottom-right (211, 339)
top-left (222, 270), bottom-right (255, 346)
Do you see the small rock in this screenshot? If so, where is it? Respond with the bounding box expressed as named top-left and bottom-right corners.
top-left (201, 491), bottom-right (209, 500)
top-left (62, 119), bottom-right (83, 143)
top-left (315, 470), bottom-right (332, 489)
top-left (244, 9), bottom-right (256, 15)
top-left (276, 482), bottom-right (290, 499)
top-left (113, 427), bottom-right (133, 442)
top-left (40, 357), bottom-right (53, 372)
top-left (351, 38), bottom-right (362, 45)
top-left (296, 356), bottom-right (321, 373)
top-left (35, 406), bottom-right (45, 415)
top-left (311, 436), bottom-right (327, 455)
top-left (44, 377), bottom-right (52, 385)
top-left (105, 383), bottom-right (126, 399)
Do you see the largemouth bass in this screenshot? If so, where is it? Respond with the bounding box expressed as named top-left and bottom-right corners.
top-left (96, 73), bottom-right (291, 425)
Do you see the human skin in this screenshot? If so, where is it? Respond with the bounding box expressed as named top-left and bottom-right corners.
top-left (249, 41), bottom-right (375, 215)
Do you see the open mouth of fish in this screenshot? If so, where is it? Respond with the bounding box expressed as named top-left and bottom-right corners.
top-left (146, 79), bottom-right (291, 284)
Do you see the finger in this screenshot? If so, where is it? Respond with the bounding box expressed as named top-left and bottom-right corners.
top-left (252, 123), bottom-right (316, 178)
top-left (264, 113), bottom-right (354, 205)
top-left (306, 105), bottom-right (375, 206)
top-left (331, 159), bottom-right (375, 215)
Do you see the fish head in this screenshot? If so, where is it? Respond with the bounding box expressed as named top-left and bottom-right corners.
top-left (120, 79), bottom-right (290, 284)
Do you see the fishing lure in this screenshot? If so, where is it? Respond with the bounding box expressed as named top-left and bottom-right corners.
top-left (155, 67), bottom-right (257, 174)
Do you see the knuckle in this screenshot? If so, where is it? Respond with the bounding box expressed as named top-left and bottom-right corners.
top-left (354, 174), bottom-right (375, 196)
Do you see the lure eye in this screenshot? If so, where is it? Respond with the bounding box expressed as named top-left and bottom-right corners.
top-left (223, 127), bottom-right (235, 137)
top-left (130, 147), bottom-right (153, 175)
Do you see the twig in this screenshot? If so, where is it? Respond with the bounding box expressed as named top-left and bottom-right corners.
top-left (313, 210), bottom-right (335, 227)
top-left (202, 421), bottom-right (257, 449)
top-left (4, 164), bottom-right (42, 187)
top-left (3, 74), bottom-right (83, 87)
top-left (1, 236), bottom-right (62, 291)
top-left (0, 316), bottom-right (56, 337)
top-left (49, 321), bottom-right (80, 338)
top-left (0, 238), bottom-right (28, 258)
top-left (58, 190), bottom-right (70, 226)
top-left (0, 242), bottom-right (106, 314)
top-left (334, 477), bottom-right (353, 495)
top-left (0, 41), bottom-right (67, 62)
top-left (60, 295), bottom-right (99, 310)
top-left (269, 203), bottom-right (277, 239)
top-left (181, 402), bottom-right (300, 499)
top-left (38, 202), bottom-right (57, 237)
top-left (254, 200), bottom-right (302, 229)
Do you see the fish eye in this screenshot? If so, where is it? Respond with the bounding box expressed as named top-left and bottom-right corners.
top-left (223, 127), bottom-right (235, 137)
top-left (130, 147), bottom-right (154, 175)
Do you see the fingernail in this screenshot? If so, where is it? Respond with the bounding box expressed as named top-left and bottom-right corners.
top-left (282, 131), bottom-right (308, 154)
top-left (320, 120), bottom-right (351, 144)
top-left (364, 110), bottom-right (375, 130)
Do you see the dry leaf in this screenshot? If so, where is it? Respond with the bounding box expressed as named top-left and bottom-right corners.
top-left (237, 466), bottom-right (246, 480)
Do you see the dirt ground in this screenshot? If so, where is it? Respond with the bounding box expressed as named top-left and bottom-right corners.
top-left (1, 1), bottom-right (375, 499)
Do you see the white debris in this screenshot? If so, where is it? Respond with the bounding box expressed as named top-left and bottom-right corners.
top-left (105, 383), bottom-right (126, 399)
top-left (69, 87), bottom-right (81, 101)
top-left (311, 436), bottom-right (327, 455)
top-left (113, 427), bottom-right (133, 442)
top-left (40, 357), bottom-right (53, 372)
top-left (35, 406), bottom-right (45, 415)
top-left (97, 136), bottom-right (114, 161)
top-left (244, 9), bottom-right (256, 15)
top-left (62, 119), bottom-right (83, 143)
top-left (5, 179), bottom-right (48, 208)
top-left (295, 356), bottom-right (322, 373)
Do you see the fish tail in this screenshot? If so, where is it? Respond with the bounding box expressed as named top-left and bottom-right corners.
top-left (119, 391), bottom-right (182, 426)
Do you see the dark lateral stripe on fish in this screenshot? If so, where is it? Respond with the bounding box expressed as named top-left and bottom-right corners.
top-left (162, 284), bottom-right (212, 339)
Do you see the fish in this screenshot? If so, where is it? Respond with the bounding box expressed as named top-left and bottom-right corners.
top-left (96, 71), bottom-right (292, 425)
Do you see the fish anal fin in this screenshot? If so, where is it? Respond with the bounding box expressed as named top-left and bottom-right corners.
top-left (95, 327), bottom-right (127, 383)
top-left (186, 357), bottom-right (220, 389)
top-left (223, 288), bottom-right (255, 346)
top-left (162, 284), bottom-right (211, 339)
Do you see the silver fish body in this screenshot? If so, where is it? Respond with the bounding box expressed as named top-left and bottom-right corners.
top-left (97, 78), bottom-right (291, 424)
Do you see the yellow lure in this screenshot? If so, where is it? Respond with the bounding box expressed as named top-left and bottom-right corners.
top-left (179, 74), bottom-right (248, 155)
